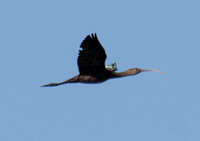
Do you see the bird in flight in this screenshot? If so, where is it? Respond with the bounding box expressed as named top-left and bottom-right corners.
top-left (42, 33), bottom-right (162, 87)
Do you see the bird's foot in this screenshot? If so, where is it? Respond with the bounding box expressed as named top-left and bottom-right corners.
top-left (111, 62), bottom-right (117, 71)
top-left (105, 62), bottom-right (117, 71)
top-left (41, 83), bottom-right (59, 87)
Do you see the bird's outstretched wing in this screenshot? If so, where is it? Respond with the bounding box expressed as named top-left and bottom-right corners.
top-left (78, 33), bottom-right (107, 76)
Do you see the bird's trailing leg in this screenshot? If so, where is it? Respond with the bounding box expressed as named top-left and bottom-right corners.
top-left (41, 76), bottom-right (79, 87)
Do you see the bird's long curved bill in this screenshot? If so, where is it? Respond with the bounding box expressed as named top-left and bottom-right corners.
top-left (140, 69), bottom-right (163, 74)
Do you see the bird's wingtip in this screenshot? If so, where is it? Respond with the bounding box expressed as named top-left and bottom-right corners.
top-left (91, 33), bottom-right (97, 38)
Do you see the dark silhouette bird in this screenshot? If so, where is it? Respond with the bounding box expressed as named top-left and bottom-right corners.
top-left (42, 33), bottom-right (162, 87)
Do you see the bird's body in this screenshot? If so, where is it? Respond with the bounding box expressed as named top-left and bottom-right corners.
top-left (42, 33), bottom-right (161, 87)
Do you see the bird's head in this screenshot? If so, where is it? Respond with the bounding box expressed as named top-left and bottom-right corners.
top-left (127, 68), bottom-right (141, 75)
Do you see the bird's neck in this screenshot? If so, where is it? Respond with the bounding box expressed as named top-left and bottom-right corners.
top-left (111, 69), bottom-right (139, 78)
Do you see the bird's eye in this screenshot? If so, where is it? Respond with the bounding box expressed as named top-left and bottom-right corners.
top-left (136, 68), bottom-right (140, 71)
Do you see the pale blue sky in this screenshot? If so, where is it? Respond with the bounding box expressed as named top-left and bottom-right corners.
top-left (0, 0), bottom-right (200, 141)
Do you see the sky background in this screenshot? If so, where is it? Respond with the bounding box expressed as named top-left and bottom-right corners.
top-left (0, 0), bottom-right (200, 141)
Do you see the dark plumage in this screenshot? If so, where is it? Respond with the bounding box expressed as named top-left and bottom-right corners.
top-left (42, 33), bottom-right (162, 87)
